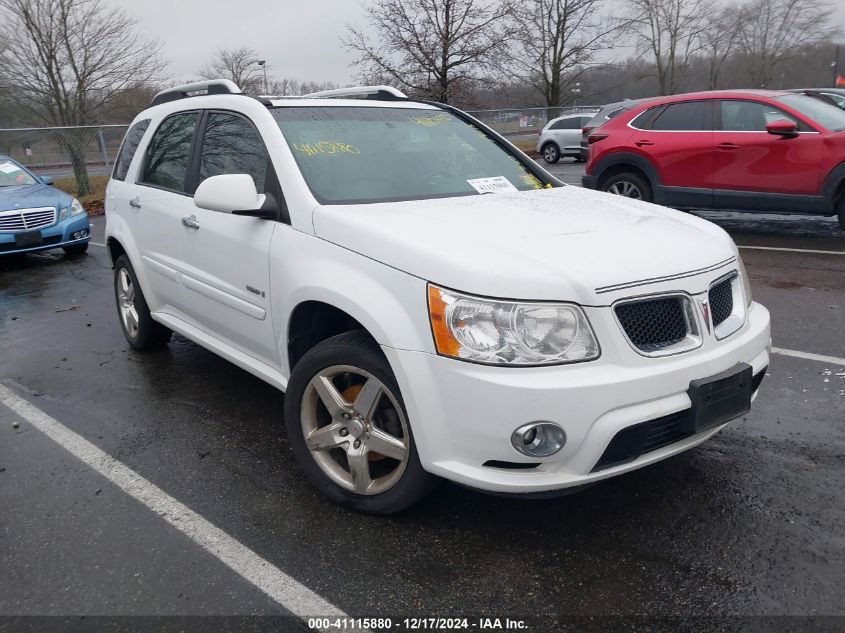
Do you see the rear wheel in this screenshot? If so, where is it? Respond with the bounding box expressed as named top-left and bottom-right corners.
top-left (113, 255), bottom-right (172, 350)
top-left (542, 143), bottom-right (560, 164)
top-left (284, 330), bottom-right (436, 513)
top-left (837, 194), bottom-right (845, 231)
top-left (601, 171), bottom-right (653, 202)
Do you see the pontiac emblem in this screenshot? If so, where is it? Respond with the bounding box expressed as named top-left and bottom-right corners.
top-left (698, 299), bottom-right (712, 333)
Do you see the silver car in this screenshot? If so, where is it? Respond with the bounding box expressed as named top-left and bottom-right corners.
top-left (537, 113), bottom-right (596, 164)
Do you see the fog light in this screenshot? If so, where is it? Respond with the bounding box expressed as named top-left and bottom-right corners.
top-left (72, 230), bottom-right (88, 239)
top-left (511, 422), bottom-right (566, 457)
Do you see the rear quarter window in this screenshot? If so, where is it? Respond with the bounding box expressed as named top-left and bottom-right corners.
top-left (112, 119), bottom-right (150, 181)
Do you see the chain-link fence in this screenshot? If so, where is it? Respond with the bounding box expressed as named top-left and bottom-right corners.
top-left (466, 106), bottom-right (600, 137)
top-left (0, 124), bottom-right (129, 197)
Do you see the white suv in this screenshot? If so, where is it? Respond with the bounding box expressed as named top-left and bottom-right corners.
top-left (106, 80), bottom-right (771, 513)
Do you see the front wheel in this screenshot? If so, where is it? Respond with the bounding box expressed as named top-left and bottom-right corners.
top-left (601, 172), bottom-right (653, 202)
top-left (542, 143), bottom-right (560, 164)
top-left (284, 331), bottom-right (436, 513)
top-left (113, 255), bottom-right (172, 350)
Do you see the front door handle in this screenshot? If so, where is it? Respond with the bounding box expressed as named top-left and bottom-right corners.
top-left (181, 215), bottom-right (200, 230)
top-left (129, 197), bottom-right (141, 209)
top-left (717, 142), bottom-right (739, 150)
top-left (635, 140), bottom-right (654, 147)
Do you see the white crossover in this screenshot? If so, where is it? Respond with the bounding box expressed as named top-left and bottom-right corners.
top-left (105, 80), bottom-right (771, 513)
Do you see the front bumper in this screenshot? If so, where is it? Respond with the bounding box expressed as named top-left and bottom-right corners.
top-left (0, 214), bottom-right (90, 256)
top-left (383, 301), bottom-right (770, 494)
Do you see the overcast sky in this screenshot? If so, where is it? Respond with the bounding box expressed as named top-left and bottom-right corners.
top-left (111, 0), bottom-right (845, 86)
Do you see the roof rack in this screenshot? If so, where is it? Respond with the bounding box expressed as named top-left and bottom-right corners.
top-left (151, 79), bottom-right (243, 106)
top-left (301, 85), bottom-right (408, 100)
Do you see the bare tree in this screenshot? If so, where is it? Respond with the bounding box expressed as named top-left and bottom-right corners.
top-left (737, 0), bottom-right (836, 87)
top-left (344, 0), bottom-right (516, 103)
top-left (199, 47), bottom-right (264, 94)
top-left (266, 78), bottom-right (339, 96)
top-left (0, 0), bottom-right (163, 194)
top-left (507, 0), bottom-right (621, 108)
top-left (699, 3), bottom-right (743, 90)
top-left (624, 0), bottom-right (707, 94)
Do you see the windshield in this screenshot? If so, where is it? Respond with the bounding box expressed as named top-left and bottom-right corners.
top-left (272, 107), bottom-right (547, 204)
top-left (0, 159), bottom-right (38, 187)
top-left (775, 94), bottom-right (845, 131)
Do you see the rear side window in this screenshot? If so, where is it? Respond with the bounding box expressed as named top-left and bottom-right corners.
top-left (199, 112), bottom-right (269, 193)
top-left (550, 118), bottom-right (580, 130)
top-left (650, 102), bottom-right (707, 131)
top-left (113, 119), bottom-right (150, 181)
top-left (140, 112), bottom-right (199, 193)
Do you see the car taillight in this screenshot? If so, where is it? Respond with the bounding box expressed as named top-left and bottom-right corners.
top-left (587, 133), bottom-right (608, 144)
top-left (582, 126), bottom-right (594, 135)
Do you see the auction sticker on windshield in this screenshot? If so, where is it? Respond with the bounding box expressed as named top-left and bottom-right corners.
top-left (467, 176), bottom-right (519, 194)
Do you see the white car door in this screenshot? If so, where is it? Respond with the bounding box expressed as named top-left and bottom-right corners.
top-left (178, 111), bottom-right (279, 366)
top-left (130, 111), bottom-right (202, 316)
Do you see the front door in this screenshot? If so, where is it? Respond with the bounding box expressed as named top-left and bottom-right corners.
top-left (711, 99), bottom-right (823, 210)
top-left (179, 111), bottom-right (280, 366)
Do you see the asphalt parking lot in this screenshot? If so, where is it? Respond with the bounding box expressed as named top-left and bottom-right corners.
top-left (1, 165), bottom-right (844, 631)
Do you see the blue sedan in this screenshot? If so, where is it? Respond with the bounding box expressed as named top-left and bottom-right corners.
top-left (0, 155), bottom-right (90, 256)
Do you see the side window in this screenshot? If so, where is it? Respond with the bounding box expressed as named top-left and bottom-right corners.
top-left (140, 112), bottom-right (199, 192)
top-left (113, 119), bottom-right (150, 181)
top-left (551, 118), bottom-right (580, 130)
top-left (719, 100), bottom-right (799, 131)
top-left (199, 112), bottom-right (269, 194)
top-left (651, 102), bottom-right (707, 131)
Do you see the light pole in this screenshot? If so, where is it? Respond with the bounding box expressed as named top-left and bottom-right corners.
top-left (571, 82), bottom-right (582, 108)
top-left (257, 60), bottom-right (267, 95)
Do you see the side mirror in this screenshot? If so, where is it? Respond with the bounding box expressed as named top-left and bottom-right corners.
top-left (194, 174), bottom-right (274, 218)
top-left (40, 175), bottom-right (54, 185)
top-left (766, 119), bottom-right (798, 137)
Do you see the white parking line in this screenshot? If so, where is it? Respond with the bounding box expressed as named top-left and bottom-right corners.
top-left (771, 347), bottom-right (845, 367)
top-left (89, 241), bottom-right (106, 247)
top-left (0, 384), bottom-right (347, 626)
top-left (738, 245), bottom-right (845, 256)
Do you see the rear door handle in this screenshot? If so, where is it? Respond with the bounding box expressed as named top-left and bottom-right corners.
top-left (635, 140), bottom-right (654, 147)
top-left (181, 215), bottom-right (200, 230)
top-left (129, 197), bottom-right (141, 209)
top-left (717, 142), bottom-right (739, 150)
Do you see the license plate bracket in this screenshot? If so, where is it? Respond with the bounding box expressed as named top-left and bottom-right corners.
top-left (688, 364), bottom-right (753, 432)
top-left (14, 230), bottom-right (43, 248)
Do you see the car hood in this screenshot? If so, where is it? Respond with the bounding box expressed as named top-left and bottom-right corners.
top-left (312, 187), bottom-right (737, 305)
top-left (0, 183), bottom-right (72, 213)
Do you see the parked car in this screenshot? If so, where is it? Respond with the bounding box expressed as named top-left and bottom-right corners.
top-left (0, 156), bottom-right (90, 256)
top-left (788, 88), bottom-right (845, 110)
top-left (579, 99), bottom-right (652, 162)
top-left (106, 80), bottom-right (770, 513)
top-left (582, 90), bottom-right (845, 230)
top-left (537, 112), bottom-right (596, 163)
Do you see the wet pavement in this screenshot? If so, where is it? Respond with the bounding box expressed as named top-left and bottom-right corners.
top-left (1, 196), bottom-right (844, 630)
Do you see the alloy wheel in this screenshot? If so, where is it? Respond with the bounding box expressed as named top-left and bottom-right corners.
top-left (606, 180), bottom-right (642, 199)
top-left (300, 365), bottom-right (410, 495)
top-left (117, 268), bottom-right (139, 338)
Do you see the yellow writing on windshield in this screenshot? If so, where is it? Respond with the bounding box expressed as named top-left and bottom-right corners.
top-left (292, 141), bottom-right (360, 156)
top-left (409, 114), bottom-right (452, 127)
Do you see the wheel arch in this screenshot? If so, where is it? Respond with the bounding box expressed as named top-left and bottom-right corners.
top-left (821, 160), bottom-right (845, 215)
top-left (592, 152), bottom-right (661, 192)
top-left (287, 300), bottom-right (371, 372)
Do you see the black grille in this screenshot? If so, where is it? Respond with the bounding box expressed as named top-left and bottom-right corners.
top-left (615, 297), bottom-right (688, 353)
top-left (709, 277), bottom-right (734, 327)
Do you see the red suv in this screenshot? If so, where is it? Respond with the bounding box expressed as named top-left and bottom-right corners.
top-left (582, 90), bottom-right (845, 230)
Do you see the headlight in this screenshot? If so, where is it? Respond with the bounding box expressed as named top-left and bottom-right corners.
top-left (427, 284), bottom-right (600, 365)
top-left (59, 199), bottom-right (85, 221)
top-left (737, 253), bottom-right (752, 307)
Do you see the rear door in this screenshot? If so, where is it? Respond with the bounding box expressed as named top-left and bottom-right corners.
top-left (629, 100), bottom-right (713, 207)
top-left (549, 116), bottom-right (584, 153)
top-left (178, 111), bottom-right (280, 366)
top-left (132, 111), bottom-right (201, 316)
top-left (711, 99), bottom-right (823, 210)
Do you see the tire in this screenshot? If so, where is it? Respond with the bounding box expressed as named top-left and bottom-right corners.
top-left (601, 171), bottom-right (653, 202)
top-left (63, 243), bottom-right (88, 256)
top-left (575, 155), bottom-right (587, 164)
top-left (284, 330), bottom-right (436, 513)
top-left (113, 254), bottom-right (172, 350)
top-left (541, 143), bottom-right (560, 164)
